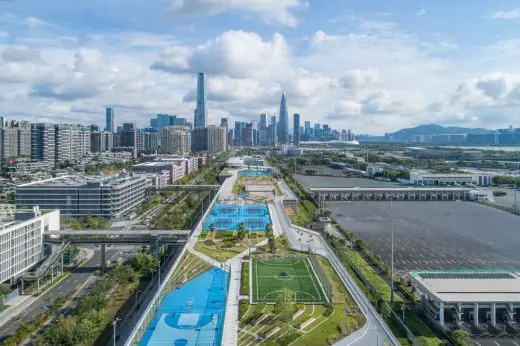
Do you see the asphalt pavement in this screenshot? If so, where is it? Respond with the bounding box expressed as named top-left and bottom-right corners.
top-left (0, 246), bottom-right (126, 341)
top-left (472, 338), bottom-right (520, 346)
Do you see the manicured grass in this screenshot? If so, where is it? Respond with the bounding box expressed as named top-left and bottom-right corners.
top-left (241, 262), bottom-right (250, 296)
top-left (291, 204), bottom-right (311, 227)
top-left (0, 304), bottom-right (9, 313)
top-left (252, 256), bottom-right (325, 304)
top-left (194, 240), bottom-right (248, 262)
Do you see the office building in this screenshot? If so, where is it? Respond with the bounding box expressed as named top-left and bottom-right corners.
top-left (243, 123), bottom-right (254, 147)
top-left (194, 72), bottom-right (207, 128)
top-left (206, 125), bottom-right (227, 154)
top-left (278, 92), bottom-right (289, 144)
top-left (220, 118), bottom-right (228, 131)
top-left (161, 126), bottom-right (191, 155)
top-left (293, 113), bottom-right (300, 146)
top-left (270, 116), bottom-right (277, 146)
top-left (191, 127), bottom-right (207, 152)
top-left (105, 108), bottom-right (114, 132)
top-left (31, 123), bottom-right (56, 164)
top-left (16, 174), bottom-right (150, 219)
top-left (143, 131), bottom-right (158, 153)
top-left (0, 208), bottom-right (60, 283)
top-left (234, 122), bottom-right (243, 147)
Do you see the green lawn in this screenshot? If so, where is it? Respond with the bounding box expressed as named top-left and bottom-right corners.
top-left (194, 240), bottom-right (248, 262)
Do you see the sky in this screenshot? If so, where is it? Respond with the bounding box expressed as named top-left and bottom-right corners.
top-left (2, 0), bottom-right (520, 134)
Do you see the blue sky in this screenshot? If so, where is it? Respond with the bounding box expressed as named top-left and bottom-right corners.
top-left (2, 0), bottom-right (520, 134)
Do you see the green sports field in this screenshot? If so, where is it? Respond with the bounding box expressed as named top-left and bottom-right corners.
top-left (251, 256), bottom-right (328, 304)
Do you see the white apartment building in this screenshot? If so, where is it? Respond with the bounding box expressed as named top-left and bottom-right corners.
top-left (0, 209), bottom-right (60, 283)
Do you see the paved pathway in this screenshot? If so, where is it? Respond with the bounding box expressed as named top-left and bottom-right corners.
top-left (221, 257), bottom-right (241, 346)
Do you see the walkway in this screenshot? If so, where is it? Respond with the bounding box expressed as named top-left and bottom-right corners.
top-left (271, 197), bottom-right (400, 346)
top-left (221, 257), bottom-right (241, 346)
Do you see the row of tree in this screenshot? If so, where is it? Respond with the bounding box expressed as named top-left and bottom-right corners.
top-left (492, 175), bottom-right (520, 186)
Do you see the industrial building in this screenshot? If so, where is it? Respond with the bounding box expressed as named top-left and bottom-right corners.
top-left (0, 208), bottom-right (60, 284)
top-left (409, 171), bottom-right (493, 186)
top-left (309, 186), bottom-right (488, 201)
top-left (16, 174), bottom-right (150, 219)
top-left (412, 270), bottom-right (520, 328)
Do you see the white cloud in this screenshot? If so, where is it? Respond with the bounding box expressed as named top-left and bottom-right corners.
top-left (488, 9), bottom-right (520, 19)
top-left (22, 16), bottom-right (49, 28)
top-left (417, 8), bottom-right (427, 16)
top-left (167, 0), bottom-right (303, 27)
top-left (152, 30), bottom-right (291, 79)
top-left (0, 31), bottom-right (9, 39)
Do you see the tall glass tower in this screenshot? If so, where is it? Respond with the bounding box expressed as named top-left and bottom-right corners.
top-left (278, 92), bottom-right (289, 144)
top-left (194, 72), bottom-right (207, 128)
top-left (105, 108), bottom-right (114, 133)
top-left (293, 113), bottom-right (300, 146)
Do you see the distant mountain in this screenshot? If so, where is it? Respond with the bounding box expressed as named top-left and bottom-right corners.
top-left (390, 124), bottom-right (493, 137)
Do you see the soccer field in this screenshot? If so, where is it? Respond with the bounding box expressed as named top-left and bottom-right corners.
top-left (251, 256), bottom-right (328, 304)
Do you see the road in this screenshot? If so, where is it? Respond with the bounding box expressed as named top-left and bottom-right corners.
top-left (0, 246), bottom-right (129, 341)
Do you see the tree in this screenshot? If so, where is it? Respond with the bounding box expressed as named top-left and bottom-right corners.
top-left (268, 237), bottom-right (276, 253)
top-left (237, 227), bottom-right (246, 245)
top-left (451, 329), bottom-right (470, 346)
top-left (265, 223), bottom-right (273, 238)
top-left (0, 283), bottom-right (9, 301)
top-left (209, 223), bottom-right (216, 232)
top-left (132, 252), bottom-right (158, 276)
top-left (380, 301), bottom-right (392, 321)
top-left (274, 288), bottom-right (295, 323)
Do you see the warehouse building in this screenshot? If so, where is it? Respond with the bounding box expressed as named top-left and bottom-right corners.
top-left (16, 173), bottom-right (150, 220)
top-left (412, 270), bottom-right (520, 328)
top-left (409, 171), bottom-right (493, 186)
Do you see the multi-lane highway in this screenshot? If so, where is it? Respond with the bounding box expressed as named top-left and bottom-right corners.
top-left (0, 246), bottom-right (133, 341)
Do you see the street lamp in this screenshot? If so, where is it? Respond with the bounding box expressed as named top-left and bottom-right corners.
top-left (134, 290), bottom-right (141, 314)
top-left (112, 317), bottom-right (120, 346)
top-left (390, 197), bottom-right (395, 307)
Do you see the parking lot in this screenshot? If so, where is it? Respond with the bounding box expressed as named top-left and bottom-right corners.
top-left (327, 201), bottom-right (520, 272)
top-left (472, 338), bottom-right (520, 346)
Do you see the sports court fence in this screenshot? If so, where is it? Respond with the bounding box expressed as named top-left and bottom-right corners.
top-left (308, 253), bottom-right (333, 304)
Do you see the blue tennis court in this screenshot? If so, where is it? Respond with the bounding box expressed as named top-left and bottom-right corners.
top-left (204, 203), bottom-right (271, 231)
top-left (140, 268), bottom-right (228, 346)
top-left (238, 169), bottom-right (270, 177)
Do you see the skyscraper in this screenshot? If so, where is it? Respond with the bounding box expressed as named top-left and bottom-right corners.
top-left (194, 72), bottom-right (207, 128)
top-left (220, 118), bottom-right (229, 130)
top-left (293, 113), bottom-right (300, 146)
top-left (270, 116), bottom-right (277, 146)
top-left (278, 92), bottom-right (289, 144)
top-left (161, 126), bottom-right (191, 155)
top-left (105, 108), bottom-right (114, 133)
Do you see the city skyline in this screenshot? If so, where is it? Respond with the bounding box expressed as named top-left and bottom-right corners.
top-left (3, 1), bottom-right (520, 133)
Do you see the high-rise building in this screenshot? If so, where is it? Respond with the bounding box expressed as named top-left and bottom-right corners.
top-left (234, 122), bottom-right (243, 146)
top-left (220, 118), bottom-right (229, 130)
top-left (194, 72), bottom-right (207, 128)
top-left (31, 123), bottom-right (56, 163)
top-left (293, 113), bottom-right (300, 146)
top-left (191, 127), bottom-right (207, 152)
top-left (243, 123), bottom-right (254, 147)
top-left (143, 130), bottom-right (158, 153)
top-left (91, 131), bottom-right (114, 152)
top-left (278, 92), bottom-right (289, 144)
top-left (206, 126), bottom-right (227, 154)
top-left (105, 107), bottom-right (114, 132)
top-left (304, 121), bottom-right (311, 136)
top-left (150, 118), bottom-right (158, 130)
top-left (161, 126), bottom-right (191, 155)
top-left (1, 120), bottom-right (31, 159)
top-left (55, 124), bottom-right (73, 164)
top-left (270, 116), bottom-right (277, 146)
top-left (258, 113), bottom-right (268, 146)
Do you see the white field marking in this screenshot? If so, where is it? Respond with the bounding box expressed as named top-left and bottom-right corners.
top-left (493, 342), bottom-right (501, 346)
top-left (512, 341), bottom-right (519, 346)
top-left (303, 258), bottom-right (324, 301)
